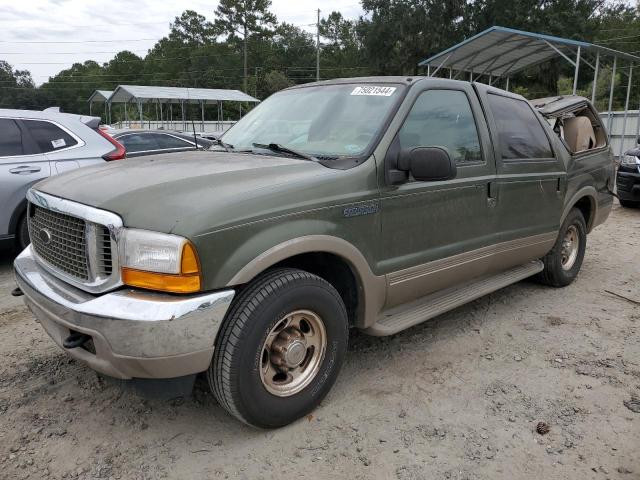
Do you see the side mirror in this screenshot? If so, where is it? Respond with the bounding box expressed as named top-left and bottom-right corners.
top-left (398, 147), bottom-right (457, 182)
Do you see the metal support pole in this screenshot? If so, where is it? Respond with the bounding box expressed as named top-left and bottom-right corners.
top-left (159, 101), bottom-right (163, 129)
top-left (591, 52), bottom-right (600, 104)
top-left (469, 70), bottom-right (473, 82)
top-left (635, 97), bottom-right (640, 147)
top-left (620, 66), bottom-right (633, 159)
top-left (427, 65), bottom-right (431, 77)
top-left (170, 104), bottom-right (173, 130)
top-left (607, 56), bottom-right (617, 136)
top-left (201, 101), bottom-right (204, 132)
top-left (572, 46), bottom-right (581, 95)
top-left (89, 102), bottom-right (92, 116)
top-left (506, 77), bottom-right (510, 91)
top-left (138, 101), bottom-right (143, 127)
top-left (449, 68), bottom-right (452, 79)
top-left (107, 102), bottom-right (111, 125)
top-left (181, 101), bottom-right (185, 131)
top-left (124, 102), bottom-right (128, 128)
top-left (316, 8), bottom-right (320, 82)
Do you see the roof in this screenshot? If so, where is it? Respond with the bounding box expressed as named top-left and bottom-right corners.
top-left (87, 90), bottom-right (113, 103)
top-left (419, 26), bottom-right (640, 77)
top-left (108, 85), bottom-right (259, 104)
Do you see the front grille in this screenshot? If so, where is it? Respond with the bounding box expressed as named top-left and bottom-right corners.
top-left (97, 226), bottom-right (113, 276)
top-left (29, 205), bottom-right (89, 280)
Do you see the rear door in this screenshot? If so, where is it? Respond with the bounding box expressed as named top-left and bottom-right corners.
top-left (21, 118), bottom-right (88, 174)
top-left (378, 80), bottom-right (498, 307)
top-left (0, 118), bottom-right (50, 237)
top-left (474, 85), bottom-right (564, 266)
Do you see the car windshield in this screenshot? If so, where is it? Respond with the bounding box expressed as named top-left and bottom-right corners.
top-left (221, 83), bottom-right (403, 158)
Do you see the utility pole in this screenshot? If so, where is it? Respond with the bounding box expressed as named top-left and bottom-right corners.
top-left (316, 9), bottom-right (320, 82)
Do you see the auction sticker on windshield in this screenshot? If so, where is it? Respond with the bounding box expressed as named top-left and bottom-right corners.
top-left (351, 86), bottom-right (396, 96)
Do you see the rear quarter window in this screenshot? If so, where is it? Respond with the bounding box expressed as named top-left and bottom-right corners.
top-left (23, 119), bottom-right (79, 153)
top-left (487, 94), bottom-right (553, 160)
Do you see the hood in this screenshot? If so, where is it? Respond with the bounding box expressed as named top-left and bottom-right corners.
top-left (530, 95), bottom-right (591, 118)
top-left (34, 151), bottom-right (337, 234)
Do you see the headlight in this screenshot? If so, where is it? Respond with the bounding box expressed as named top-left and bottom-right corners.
top-left (120, 229), bottom-right (201, 293)
top-left (621, 155), bottom-right (639, 165)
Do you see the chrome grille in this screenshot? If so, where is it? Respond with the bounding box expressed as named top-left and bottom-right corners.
top-left (97, 226), bottom-right (113, 276)
top-left (29, 205), bottom-right (89, 280)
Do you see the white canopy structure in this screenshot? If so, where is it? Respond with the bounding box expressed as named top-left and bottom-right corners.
top-left (87, 85), bottom-right (260, 131)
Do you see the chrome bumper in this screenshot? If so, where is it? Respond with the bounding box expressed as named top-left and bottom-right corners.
top-left (14, 246), bottom-right (235, 379)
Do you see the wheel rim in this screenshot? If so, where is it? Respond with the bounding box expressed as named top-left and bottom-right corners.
top-left (259, 309), bottom-right (327, 397)
top-left (560, 225), bottom-right (580, 271)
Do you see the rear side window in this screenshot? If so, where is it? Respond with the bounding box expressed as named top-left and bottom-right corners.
top-left (487, 94), bottom-right (553, 160)
top-left (152, 133), bottom-right (193, 149)
top-left (0, 118), bottom-right (24, 157)
top-left (23, 120), bottom-right (78, 153)
top-left (398, 90), bottom-right (482, 164)
top-left (117, 133), bottom-right (160, 153)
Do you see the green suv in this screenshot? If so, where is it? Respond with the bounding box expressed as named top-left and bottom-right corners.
top-left (14, 77), bottom-right (614, 428)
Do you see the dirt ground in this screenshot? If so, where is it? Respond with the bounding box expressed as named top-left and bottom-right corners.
top-left (0, 202), bottom-right (638, 480)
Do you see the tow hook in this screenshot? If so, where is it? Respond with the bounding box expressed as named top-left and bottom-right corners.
top-left (63, 332), bottom-right (92, 349)
top-left (11, 287), bottom-right (23, 297)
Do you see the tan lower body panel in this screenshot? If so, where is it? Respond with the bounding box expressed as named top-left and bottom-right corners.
top-left (384, 232), bottom-right (556, 309)
top-left (365, 260), bottom-right (544, 336)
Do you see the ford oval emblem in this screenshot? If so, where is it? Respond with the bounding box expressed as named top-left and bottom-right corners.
top-left (39, 228), bottom-right (52, 245)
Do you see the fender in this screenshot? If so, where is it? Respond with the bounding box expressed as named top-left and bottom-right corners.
top-left (561, 186), bottom-right (597, 232)
top-left (227, 235), bottom-right (387, 328)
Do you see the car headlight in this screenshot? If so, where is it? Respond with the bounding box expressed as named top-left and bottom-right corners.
top-left (120, 229), bottom-right (201, 293)
top-left (621, 154), bottom-right (639, 165)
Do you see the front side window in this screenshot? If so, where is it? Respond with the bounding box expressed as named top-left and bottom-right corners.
top-left (0, 118), bottom-right (24, 157)
top-left (398, 89), bottom-right (482, 164)
top-left (487, 94), bottom-right (553, 160)
top-left (23, 119), bottom-right (78, 153)
top-left (222, 83), bottom-right (404, 158)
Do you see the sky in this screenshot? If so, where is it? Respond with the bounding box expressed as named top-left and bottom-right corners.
top-left (0, 0), bottom-right (364, 85)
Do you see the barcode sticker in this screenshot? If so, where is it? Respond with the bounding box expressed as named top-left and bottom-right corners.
top-left (351, 86), bottom-right (396, 97)
top-left (51, 138), bottom-right (66, 148)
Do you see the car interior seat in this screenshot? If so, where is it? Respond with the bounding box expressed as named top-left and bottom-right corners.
top-left (563, 116), bottom-right (596, 152)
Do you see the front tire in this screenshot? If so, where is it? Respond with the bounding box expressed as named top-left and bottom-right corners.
top-left (207, 268), bottom-right (349, 428)
top-left (538, 208), bottom-right (587, 287)
top-left (16, 213), bottom-right (29, 252)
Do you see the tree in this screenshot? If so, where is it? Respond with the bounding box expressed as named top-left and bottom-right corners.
top-left (169, 10), bottom-right (215, 45)
top-left (262, 70), bottom-right (293, 96)
top-left (213, 0), bottom-right (277, 92)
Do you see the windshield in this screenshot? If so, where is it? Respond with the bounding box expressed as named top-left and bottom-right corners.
top-left (222, 84), bottom-right (403, 158)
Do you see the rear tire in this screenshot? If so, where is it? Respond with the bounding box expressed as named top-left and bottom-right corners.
top-left (538, 208), bottom-right (587, 287)
top-left (16, 213), bottom-right (29, 252)
top-left (207, 268), bottom-right (349, 428)
top-left (619, 199), bottom-right (638, 208)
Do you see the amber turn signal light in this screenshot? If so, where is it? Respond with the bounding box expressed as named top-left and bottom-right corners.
top-left (122, 242), bottom-right (202, 294)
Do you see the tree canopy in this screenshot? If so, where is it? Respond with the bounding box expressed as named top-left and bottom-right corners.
top-left (1, 0), bottom-right (639, 121)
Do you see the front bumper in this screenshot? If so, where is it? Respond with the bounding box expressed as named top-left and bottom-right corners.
top-left (14, 246), bottom-right (235, 379)
top-left (617, 169), bottom-right (640, 201)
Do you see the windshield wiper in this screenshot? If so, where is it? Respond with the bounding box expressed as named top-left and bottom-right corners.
top-left (252, 142), bottom-right (319, 162)
top-left (213, 138), bottom-right (234, 151)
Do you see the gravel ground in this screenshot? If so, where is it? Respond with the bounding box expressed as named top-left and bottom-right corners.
top-left (0, 203), bottom-right (638, 480)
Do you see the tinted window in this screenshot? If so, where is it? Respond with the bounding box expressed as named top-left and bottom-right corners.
top-left (23, 120), bottom-right (78, 153)
top-left (487, 94), bottom-right (553, 159)
top-left (398, 90), bottom-right (482, 164)
top-left (0, 119), bottom-right (24, 157)
top-left (117, 133), bottom-right (160, 153)
top-left (152, 133), bottom-right (192, 149)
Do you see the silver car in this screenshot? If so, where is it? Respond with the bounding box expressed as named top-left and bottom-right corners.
top-left (0, 108), bottom-right (125, 251)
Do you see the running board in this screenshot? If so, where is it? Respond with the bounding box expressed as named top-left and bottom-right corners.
top-left (364, 260), bottom-right (544, 336)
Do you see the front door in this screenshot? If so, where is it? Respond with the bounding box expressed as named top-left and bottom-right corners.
top-left (378, 81), bottom-right (497, 308)
top-left (0, 118), bottom-right (50, 239)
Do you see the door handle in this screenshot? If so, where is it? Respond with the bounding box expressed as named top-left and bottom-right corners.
top-left (9, 166), bottom-right (41, 175)
top-left (486, 181), bottom-right (497, 208)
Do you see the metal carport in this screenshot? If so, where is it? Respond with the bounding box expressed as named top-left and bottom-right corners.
top-left (89, 85), bottom-right (260, 132)
top-left (420, 26), bottom-right (640, 157)
top-left (87, 90), bottom-right (113, 122)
